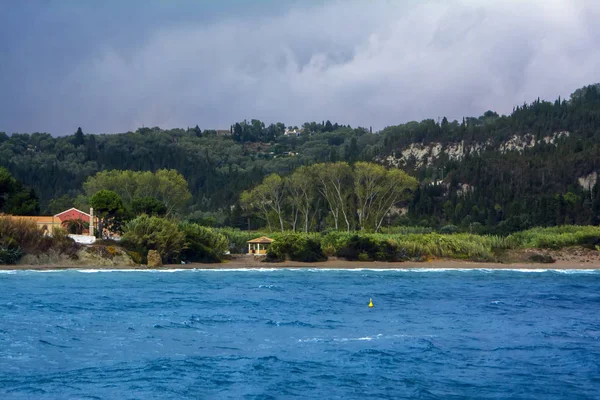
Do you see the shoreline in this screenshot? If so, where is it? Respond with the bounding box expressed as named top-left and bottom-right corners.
top-left (3, 258), bottom-right (600, 271)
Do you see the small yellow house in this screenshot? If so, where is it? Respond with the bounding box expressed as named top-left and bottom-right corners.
top-left (4, 215), bottom-right (62, 235)
top-left (247, 236), bottom-right (274, 255)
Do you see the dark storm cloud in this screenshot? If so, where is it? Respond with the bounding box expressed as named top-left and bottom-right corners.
top-left (1, 0), bottom-right (599, 135)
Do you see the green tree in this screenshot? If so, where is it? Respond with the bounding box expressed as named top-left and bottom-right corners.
top-left (122, 215), bottom-right (186, 263)
top-left (240, 174), bottom-right (286, 232)
top-left (89, 189), bottom-right (124, 235)
top-left (286, 166), bottom-right (315, 232)
top-left (46, 194), bottom-right (75, 215)
top-left (72, 127), bottom-right (85, 147)
top-left (0, 167), bottom-right (15, 210)
top-left (84, 169), bottom-right (191, 216)
top-left (312, 162), bottom-right (353, 232)
top-left (131, 196), bottom-right (167, 216)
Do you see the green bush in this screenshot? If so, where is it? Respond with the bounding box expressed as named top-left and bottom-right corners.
top-left (336, 235), bottom-right (401, 262)
top-left (266, 233), bottom-right (327, 262)
top-left (508, 225), bottom-right (600, 249)
top-left (216, 228), bottom-right (270, 254)
top-left (0, 246), bottom-right (22, 264)
top-left (380, 226), bottom-right (433, 235)
top-left (122, 215), bottom-right (185, 263)
top-left (179, 222), bottom-right (228, 263)
top-left (439, 224), bottom-right (458, 234)
top-left (0, 217), bottom-right (78, 264)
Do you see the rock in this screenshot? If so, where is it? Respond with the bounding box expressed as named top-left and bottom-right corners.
top-left (527, 253), bottom-right (555, 264)
top-left (147, 250), bottom-right (163, 267)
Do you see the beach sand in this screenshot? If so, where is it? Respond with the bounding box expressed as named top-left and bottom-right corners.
top-left (3, 256), bottom-right (600, 271)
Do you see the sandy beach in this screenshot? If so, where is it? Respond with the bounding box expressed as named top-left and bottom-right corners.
top-left (3, 256), bottom-right (600, 271)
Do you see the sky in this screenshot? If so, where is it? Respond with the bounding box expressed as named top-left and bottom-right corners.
top-left (1, 0), bottom-right (599, 135)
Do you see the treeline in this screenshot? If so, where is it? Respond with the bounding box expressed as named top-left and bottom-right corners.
top-left (240, 162), bottom-right (417, 232)
top-left (1, 84), bottom-right (600, 234)
top-left (0, 167), bottom-right (40, 216)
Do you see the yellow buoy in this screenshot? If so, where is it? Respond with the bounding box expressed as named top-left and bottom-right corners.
top-left (368, 298), bottom-right (374, 308)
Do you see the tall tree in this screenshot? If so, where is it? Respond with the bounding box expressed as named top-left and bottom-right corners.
top-left (240, 174), bottom-right (286, 232)
top-left (312, 162), bottom-right (353, 232)
top-left (89, 189), bottom-right (124, 235)
top-left (83, 169), bottom-right (191, 217)
top-left (286, 166), bottom-right (315, 232)
top-left (354, 162), bottom-right (387, 230)
top-left (72, 127), bottom-right (85, 147)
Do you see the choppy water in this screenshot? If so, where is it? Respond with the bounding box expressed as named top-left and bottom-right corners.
top-left (1, 268), bottom-right (599, 399)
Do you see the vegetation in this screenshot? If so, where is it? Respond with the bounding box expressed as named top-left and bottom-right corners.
top-left (0, 167), bottom-right (39, 216)
top-left (121, 215), bottom-right (185, 264)
top-left (2, 85), bottom-right (600, 234)
top-left (2, 84), bottom-right (600, 265)
top-left (507, 225), bottom-right (600, 249)
top-left (179, 222), bottom-right (229, 263)
top-left (0, 217), bottom-right (78, 264)
top-left (240, 162), bottom-right (418, 232)
top-left (265, 232), bottom-right (327, 262)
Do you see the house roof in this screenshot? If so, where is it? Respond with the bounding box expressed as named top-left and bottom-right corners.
top-left (54, 208), bottom-right (91, 219)
top-left (4, 216), bottom-right (58, 224)
top-left (247, 236), bottom-right (275, 244)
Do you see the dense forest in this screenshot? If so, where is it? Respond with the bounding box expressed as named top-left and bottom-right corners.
top-left (1, 83), bottom-right (600, 235)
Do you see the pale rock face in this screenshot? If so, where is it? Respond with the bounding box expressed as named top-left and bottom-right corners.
top-left (147, 250), bottom-right (163, 267)
top-left (456, 183), bottom-right (474, 197)
top-left (578, 171), bottom-right (598, 191)
top-left (380, 131), bottom-right (571, 168)
top-left (389, 206), bottom-right (408, 216)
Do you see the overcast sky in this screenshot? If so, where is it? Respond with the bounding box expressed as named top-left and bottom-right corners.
top-left (1, 0), bottom-right (599, 135)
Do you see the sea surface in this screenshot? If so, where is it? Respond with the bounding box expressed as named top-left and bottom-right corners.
top-left (1, 268), bottom-right (599, 399)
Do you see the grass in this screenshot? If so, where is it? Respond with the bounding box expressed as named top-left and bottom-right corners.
top-left (233, 225), bottom-right (599, 262)
top-left (507, 225), bottom-right (600, 249)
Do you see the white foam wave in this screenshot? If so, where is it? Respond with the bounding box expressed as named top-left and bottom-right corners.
top-left (0, 267), bottom-right (597, 274)
top-left (298, 333), bottom-right (436, 343)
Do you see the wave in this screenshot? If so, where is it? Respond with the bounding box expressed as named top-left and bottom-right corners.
top-left (0, 267), bottom-right (598, 274)
top-left (298, 333), bottom-right (437, 343)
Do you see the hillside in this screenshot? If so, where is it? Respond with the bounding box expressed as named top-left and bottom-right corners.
top-left (1, 84), bottom-right (600, 234)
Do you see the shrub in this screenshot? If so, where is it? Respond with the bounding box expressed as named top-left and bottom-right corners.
top-left (336, 235), bottom-right (400, 262)
top-left (0, 246), bottom-right (22, 264)
top-left (508, 226), bottom-right (600, 249)
top-left (61, 219), bottom-right (89, 234)
top-left (358, 252), bottom-right (370, 262)
top-left (216, 228), bottom-right (270, 254)
top-left (121, 215), bottom-right (185, 263)
top-left (528, 253), bottom-right (555, 264)
top-left (266, 233), bottom-right (327, 262)
top-left (380, 226), bottom-right (433, 235)
top-left (127, 250), bottom-right (143, 265)
top-left (439, 224), bottom-right (458, 234)
top-left (0, 217), bottom-right (78, 264)
top-left (179, 223), bottom-right (228, 263)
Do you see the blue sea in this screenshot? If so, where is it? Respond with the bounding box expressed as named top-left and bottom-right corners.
top-left (1, 268), bottom-right (599, 399)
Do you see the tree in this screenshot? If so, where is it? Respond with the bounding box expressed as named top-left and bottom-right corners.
top-left (46, 194), bottom-right (75, 215)
top-left (89, 189), bottom-right (124, 236)
top-left (354, 162), bottom-right (387, 230)
top-left (286, 166), bottom-right (315, 232)
top-left (5, 187), bottom-right (40, 216)
top-left (0, 167), bottom-right (15, 210)
top-left (122, 215), bottom-right (186, 263)
top-left (312, 162), bottom-right (353, 232)
top-left (0, 168), bottom-right (40, 216)
top-left (153, 169), bottom-right (192, 216)
top-left (131, 196), bottom-right (167, 216)
top-left (83, 169), bottom-right (191, 217)
top-left (72, 127), bottom-right (85, 147)
top-left (240, 174), bottom-right (286, 232)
